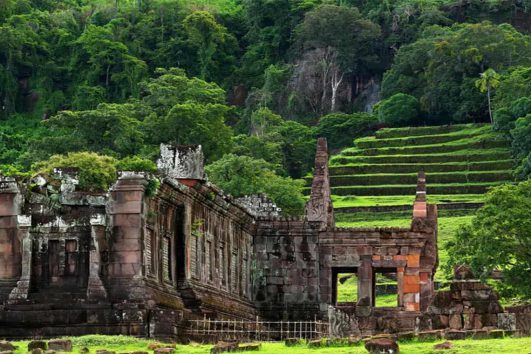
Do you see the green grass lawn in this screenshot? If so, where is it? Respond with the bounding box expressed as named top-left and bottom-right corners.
top-left (10, 335), bottom-right (531, 354)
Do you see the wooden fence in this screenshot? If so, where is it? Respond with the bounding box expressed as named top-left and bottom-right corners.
top-left (187, 316), bottom-right (329, 342)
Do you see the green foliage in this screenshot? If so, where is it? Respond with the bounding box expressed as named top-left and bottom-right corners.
top-left (116, 156), bottom-right (157, 172)
top-left (493, 67), bottom-right (531, 112)
top-left (382, 22), bottom-right (531, 124)
top-left (317, 112), bottom-right (378, 150)
top-left (295, 4), bottom-right (381, 72)
top-left (374, 93), bottom-right (420, 127)
top-left (144, 102), bottom-right (233, 163)
top-left (183, 11), bottom-right (229, 80)
top-left (493, 97), bottom-right (531, 133)
top-left (511, 113), bottom-right (531, 179)
top-left (447, 181), bottom-right (531, 299)
top-left (33, 152), bottom-right (117, 192)
top-left (206, 154), bottom-right (306, 215)
top-left (233, 107), bottom-right (316, 178)
top-left (38, 103), bottom-right (144, 159)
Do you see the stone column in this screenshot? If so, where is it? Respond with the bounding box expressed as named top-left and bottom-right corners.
top-left (8, 215), bottom-right (32, 300)
top-left (356, 255), bottom-right (373, 317)
top-left (87, 214), bottom-right (108, 301)
top-left (108, 171), bottom-right (147, 300)
top-left (0, 177), bottom-right (22, 283)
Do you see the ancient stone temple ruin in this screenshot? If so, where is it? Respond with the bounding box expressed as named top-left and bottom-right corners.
top-left (0, 139), bottom-right (526, 339)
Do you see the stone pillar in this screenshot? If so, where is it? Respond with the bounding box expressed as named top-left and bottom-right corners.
top-left (157, 144), bottom-right (205, 185)
top-left (305, 138), bottom-right (334, 229)
top-left (8, 215), bottom-right (32, 300)
top-left (0, 177), bottom-right (22, 281)
top-left (108, 172), bottom-right (147, 300)
top-left (87, 214), bottom-right (108, 301)
top-left (356, 255), bottom-right (373, 317)
top-left (413, 171), bottom-right (427, 218)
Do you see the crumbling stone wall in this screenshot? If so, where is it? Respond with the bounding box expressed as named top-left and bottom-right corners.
top-left (254, 219), bottom-right (321, 320)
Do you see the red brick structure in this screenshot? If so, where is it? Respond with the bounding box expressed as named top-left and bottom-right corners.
top-left (0, 140), bottom-right (520, 339)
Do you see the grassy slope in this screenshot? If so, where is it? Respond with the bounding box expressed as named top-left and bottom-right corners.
top-left (10, 335), bottom-right (531, 354)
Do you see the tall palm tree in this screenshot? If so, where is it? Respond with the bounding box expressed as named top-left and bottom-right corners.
top-left (475, 69), bottom-right (501, 124)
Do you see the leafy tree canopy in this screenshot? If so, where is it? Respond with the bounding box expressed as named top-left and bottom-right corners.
top-left (206, 154), bottom-right (306, 215)
top-left (382, 22), bottom-right (531, 124)
top-left (447, 181), bottom-right (531, 300)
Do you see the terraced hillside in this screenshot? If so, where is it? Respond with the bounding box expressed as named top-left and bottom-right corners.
top-left (323, 124), bottom-right (513, 213)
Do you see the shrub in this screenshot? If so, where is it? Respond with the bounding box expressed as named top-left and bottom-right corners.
top-left (317, 112), bottom-right (378, 149)
top-left (374, 93), bottom-right (420, 127)
top-left (33, 152), bottom-right (117, 192)
top-left (116, 156), bottom-right (157, 172)
top-left (206, 154), bottom-right (305, 215)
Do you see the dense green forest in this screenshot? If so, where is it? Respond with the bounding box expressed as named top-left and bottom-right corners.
top-left (0, 0), bottom-right (530, 204)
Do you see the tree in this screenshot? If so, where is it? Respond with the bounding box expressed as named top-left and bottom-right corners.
top-left (75, 24), bottom-right (147, 99)
top-left (183, 11), bottom-right (227, 80)
top-left (206, 154), bottom-right (306, 216)
top-left (446, 181), bottom-right (531, 299)
top-left (294, 5), bottom-right (381, 114)
top-left (37, 103), bottom-right (145, 159)
top-left (140, 68), bottom-right (225, 115)
top-left (381, 22), bottom-right (531, 124)
top-left (493, 67), bottom-right (531, 113)
top-left (374, 93), bottom-right (420, 127)
top-left (143, 102), bottom-right (233, 163)
top-left (475, 69), bottom-right (500, 124)
top-left (511, 113), bottom-right (531, 180)
top-left (140, 68), bottom-right (233, 162)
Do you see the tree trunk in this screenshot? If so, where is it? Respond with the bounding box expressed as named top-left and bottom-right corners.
top-left (106, 64), bottom-right (111, 88)
top-left (487, 85), bottom-right (493, 124)
top-left (330, 69), bottom-right (344, 112)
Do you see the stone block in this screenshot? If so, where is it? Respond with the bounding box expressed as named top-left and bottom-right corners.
top-left (433, 341), bottom-right (453, 350)
top-left (28, 341), bottom-right (47, 351)
top-left (238, 343), bottom-right (261, 351)
top-left (154, 349), bottom-right (175, 354)
top-left (48, 340), bottom-right (72, 352)
top-left (497, 313), bottom-right (516, 331)
top-left (449, 314), bottom-right (462, 330)
top-left (0, 342), bottom-right (15, 351)
top-left (416, 330), bottom-right (443, 340)
top-left (364, 338), bottom-right (399, 354)
top-left (445, 330), bottom-right (466, 340)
